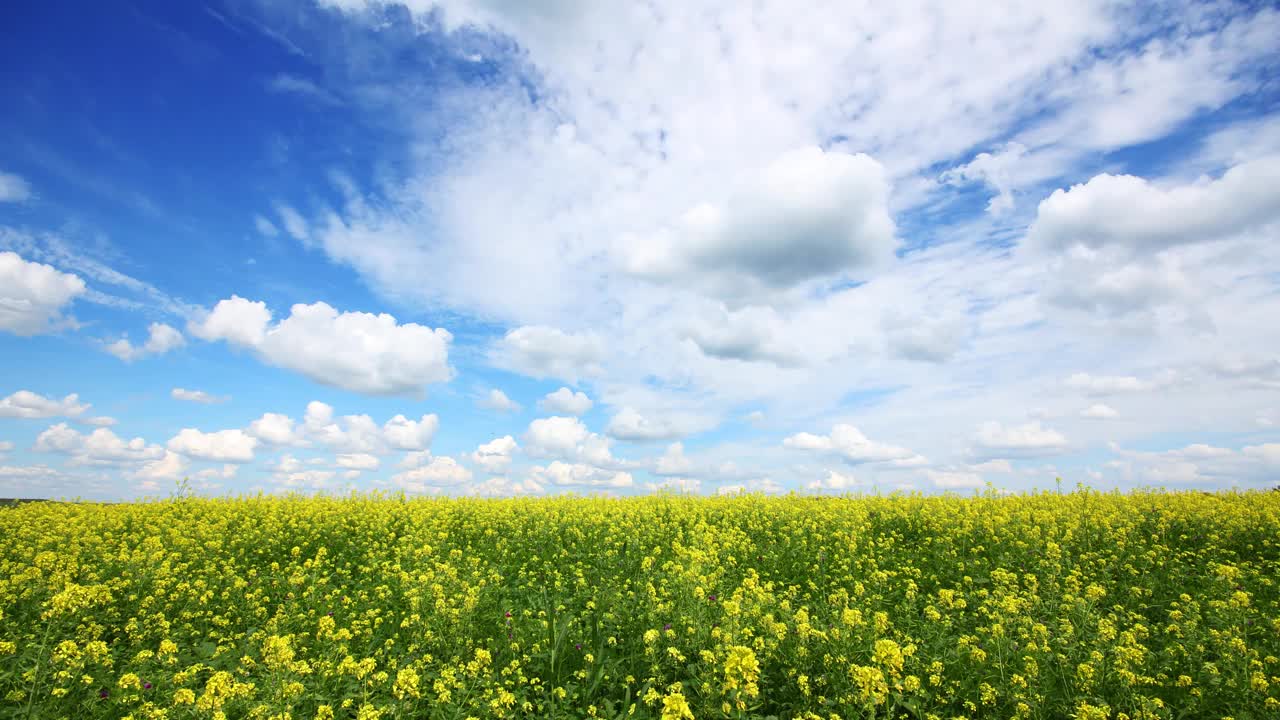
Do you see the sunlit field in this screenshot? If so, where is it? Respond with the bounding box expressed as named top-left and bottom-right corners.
top-left (2, 490), bottom-right (1278, 719)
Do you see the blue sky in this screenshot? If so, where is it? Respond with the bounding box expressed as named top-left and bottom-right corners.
top-left (2, 0), bottom-right (1279, 500)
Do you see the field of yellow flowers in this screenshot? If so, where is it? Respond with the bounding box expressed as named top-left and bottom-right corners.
top-left (2, 490), bottom-right (1278, 720)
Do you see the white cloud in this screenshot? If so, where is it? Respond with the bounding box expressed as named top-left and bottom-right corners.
top-left (806, 470), bottom-right (862, 492)
top-left (271, 454), bottom-right (305, 474)
top-left (1027, 156), bottom-right (1280, 255)
top-left (195, 464), bottom-right (238, 481)
top-left (104, 322), bottom-right (185, 362)
top-left (973, 421), bottom-right (1068, 457)
top-left (382, 413), bottom-right (439, 451)
top-left (335, 453), bottom-right (380, 470)
top-left (627, 147), bottom-right (895, 303)
top-left (926, 469), bottom-right (985, 490)
top-left (529, 461), bottom-right (633, 488)
top-left (467, 476), bottom-right (545, 497)
top-left (1081, 403), bottom-right (1119, 419)
top-left (654, 442), bottom-right (693, 476)
top-left (134, 451), bottom-right (190, 481)
top-left (189, 295), bottom-right (271, 346)
top-left (883, 310), bottom-right (968, 363)
top-left (1064, 372), bottom-right (1175, 396)
top-left (0, 251), bottom-right (85, 336)
top-left (0, 390), bottom-right (89, 419)
top-left (524, 416), bottom-right (615, 465)
top-left (0, 170), bottom-right (32, 203)
top-left (681, 304), bottom-right (799, 366)
top-left (167, 428), bottom-right (259, 463)
top-left (478, 388), bottom-right (521, 412)
top-left (274, 469), bottom-right (337, 490)
top-left (172, 387), bottom-right (228, 404)
top-left (605, 407), bottom-right (690, 442)
top-left (645, 477), bottom-right (702, 494)
top-left (35, 423), bottom-right (165, 466)
top-left (783, 424), bottom-right (917, 464)
top-left (267, 73), bottom-right (343, 106)
top-left (276, 204), bottom-right (310, 241)
top-left (253, 214), bottom-right (280, 237)
top-left (940, 142), bottom-right (1027, 215)
top-left (83, 416), bottom-right (117, 427)
top-left (392, 455), bottom-right (473, 491)
top-left (472, 435), bottom-right (518, 474)
top-left (397, 449), bottom-right (433, 470)
top-left (968, 459), bottom-right (1013, 473)
top-left (190, 296), bottom-right (452, 395)
top-left (539, 387), bottom-right (593, 415)
top-left (0, 440), bottom-right (12, 455)
top-left (493, 326), bottom-right (603, 382)
top-left (247, 413), bottom-right (302, 445)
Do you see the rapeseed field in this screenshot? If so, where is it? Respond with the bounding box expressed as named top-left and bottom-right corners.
top-left (1, 490), bottom-right (1278, 719)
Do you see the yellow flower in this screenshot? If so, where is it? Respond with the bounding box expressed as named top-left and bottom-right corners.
top-left (659, 691), bottom-right (694, 720)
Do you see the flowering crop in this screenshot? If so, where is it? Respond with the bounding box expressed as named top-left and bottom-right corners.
top-left (2, 489), bottom-right (1278, 719)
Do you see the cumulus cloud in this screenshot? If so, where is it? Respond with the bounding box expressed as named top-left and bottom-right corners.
top-left (1027, 156), bottom-right (1280, 255)
top-left (134, 451), bottom-right (190, 482)
top-left (381, 413), bottom-right (439, 451)
top-left (0, 251), bottom-right (85, 335)
top-left (605, 407), bottom-right (691, 443)
top-left (167, 428), bottom-right (259, 463)
top-left (926, 469), bottom-right (985, 490)
top-left (0, 390), bottom-right (89, 419)
top-left (190, 296), bottom-right (453, 395)
top-left (939, 142), bottom-right (1028, 215)
top-left (467, 476), bottom-right (545, 497)
top-left (493, 326), bottom-right (604, 382)
top-left (477, 388), bottom-right (521, 412)
top-left (392, 455), bottom-right (473, 491)
top-left (654, 442), bottom-right (693, 476)
top-left (627, 147), bottom-right (895, 303)
top-left (247, 413), bottom-right (302, 445)
top-left (35, 423), bottom-right (165, 466)
top-left (529, 461), bottom-right (633, 489)
top-left (806, 470), bottom-right (863, 492)
top-left (539, 387), bottom-right (593, 415)
top-left (1081, 403), bottom-right (1119, 419)
top-left (973, 421), bottom-right (1068, 457)
top-left (335, 453), bottom-right (380, 470)
top-left (524, 416), bottom-right (615, 466)
top-left (104, 323), bottom-right (185, 362)
top-left (681, 305), bottom-right (799, 366)
top-left (783, 424), bottom-right (918, 464)
top-left (472, 435), bottom-right (518, 474)
top-left (172, 388), bottom-right (228, 404)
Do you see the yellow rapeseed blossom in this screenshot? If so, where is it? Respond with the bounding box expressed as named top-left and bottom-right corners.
top-left (0, 490), bottom-right (1277, 719)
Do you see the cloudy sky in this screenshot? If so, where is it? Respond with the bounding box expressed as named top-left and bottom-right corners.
top-left (2, 0), bottom-right (1279, 500)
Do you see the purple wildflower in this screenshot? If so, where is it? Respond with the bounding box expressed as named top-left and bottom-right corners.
top-left (575, 643), bottom-right (583, 651)
top-left (144, 682), bottom-right (152, 690)
top-left (663, 623), bottom-right (671, 631)
top-left (99, 689), bottom-right (108, 699)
